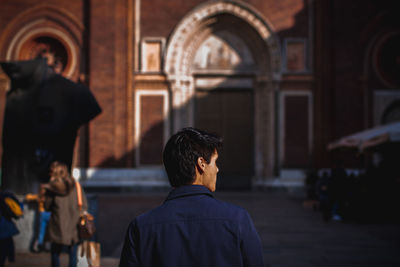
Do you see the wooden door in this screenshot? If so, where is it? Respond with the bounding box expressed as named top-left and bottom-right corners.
top-left (195, 89), bottom-right (254, 190)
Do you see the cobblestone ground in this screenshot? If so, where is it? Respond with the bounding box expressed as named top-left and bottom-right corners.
top-left (6, 190), bottom-right (400, 267)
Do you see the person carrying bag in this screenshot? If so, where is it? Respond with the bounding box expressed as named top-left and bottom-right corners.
top-left (43, 161), bottom-right (85, 267)
top-left (75, 181), bottom-right (100, 267)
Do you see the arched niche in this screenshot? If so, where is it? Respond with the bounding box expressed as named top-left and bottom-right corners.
top-left (361, 10), bottom-right (400, 127)
top-left (0, 4), bottom-right (84, 81)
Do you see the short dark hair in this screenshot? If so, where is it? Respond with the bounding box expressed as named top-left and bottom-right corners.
top-left (163, 127), bottom-right (223, 187)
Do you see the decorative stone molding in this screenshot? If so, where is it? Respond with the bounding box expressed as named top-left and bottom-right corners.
top-left (0, 4), bottom-right (83, 50)
top-left (0, 4), bottom-right (83, 80)
top-left (6, 21), bottom-right (78, 79)
top-left (73, 167), bottom-right (169, 187)
top-left (134, 89), bottom-right (170, 166)
top-left (165, 0), bottom-right (281, 79)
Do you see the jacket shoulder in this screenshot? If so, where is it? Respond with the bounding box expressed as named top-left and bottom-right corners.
top-left (135, 195), bottom-right (250, 227)
top-left (211, 198), bottom-right (250, 218)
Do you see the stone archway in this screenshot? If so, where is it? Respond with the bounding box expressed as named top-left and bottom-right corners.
top-left (164, 0), bottom-right (282, 183)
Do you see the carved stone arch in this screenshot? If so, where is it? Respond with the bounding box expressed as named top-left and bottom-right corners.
top-left (165, 0), bottom-right (281, 79)
top-left (0, 4), bottom-right (84, 80)
top-left (164, 0), bottom-right (282, 181)
top-left (182, 13), bottom-right (272, 77)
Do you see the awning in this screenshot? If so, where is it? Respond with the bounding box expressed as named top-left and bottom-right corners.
top-left (327, 122), bottom-right (400, 151)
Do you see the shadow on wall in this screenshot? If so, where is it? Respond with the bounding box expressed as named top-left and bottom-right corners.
top-left (91, 87), bottom-right (256, 191)
top-left (93, 22), bottom-right (274, 190)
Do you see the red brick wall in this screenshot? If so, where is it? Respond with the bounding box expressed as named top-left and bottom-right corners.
top-left (140, 0), bottom-right (308, 38)
top-left (141, 0), bottom-right (205, 37)
top-left (88, 0), bottom-right (129, 167)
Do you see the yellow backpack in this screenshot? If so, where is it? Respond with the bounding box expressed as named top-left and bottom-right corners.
top-left (0, 191), bottom-right (23, 219)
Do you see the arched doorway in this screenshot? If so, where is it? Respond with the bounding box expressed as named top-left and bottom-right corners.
top-left (192, 16), bottom-right (258, 189)
top-left (164, 1), bottom-right (282, 189)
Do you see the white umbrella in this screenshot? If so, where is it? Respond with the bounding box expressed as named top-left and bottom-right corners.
top-left (327, 121), bottom-right (400, 151)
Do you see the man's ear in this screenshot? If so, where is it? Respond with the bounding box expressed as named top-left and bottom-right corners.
top-left (196, 157), bottom-right (206, 173)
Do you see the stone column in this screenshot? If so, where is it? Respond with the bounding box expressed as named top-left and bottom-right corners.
top-left (254, 78), bottom-right (264, 182)
top-left (271, 79), bottom-right (281, 178)
top-left (170, 79), bottom-right (183, 133)
top-left (254, 76), bottom-right (280, 183)
top-left (169, 76), bottom-right (195, 133)
top-left (183, 78), bottom-right (195, 128)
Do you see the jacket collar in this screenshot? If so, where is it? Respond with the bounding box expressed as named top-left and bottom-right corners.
top-left (165, 185), bottom-right (214, 202)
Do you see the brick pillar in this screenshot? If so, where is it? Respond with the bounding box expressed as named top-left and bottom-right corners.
top-left (88, 0), bottom-right (129, 167)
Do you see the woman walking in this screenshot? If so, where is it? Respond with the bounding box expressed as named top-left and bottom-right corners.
top-left (42, 161), bottom-right (87, 267)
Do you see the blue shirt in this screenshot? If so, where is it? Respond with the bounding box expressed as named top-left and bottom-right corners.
top-left (119, 185), bottom-right (264, 267)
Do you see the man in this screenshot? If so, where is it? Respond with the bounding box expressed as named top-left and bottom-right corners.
top-left (120, 127), bottom-right (264, 267)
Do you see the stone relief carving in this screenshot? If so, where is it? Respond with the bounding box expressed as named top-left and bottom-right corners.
top-left (142, 40), bottom-right (163, 72)
top-left (192, 31), bottom-right (255, 71)
top-left (165, 1), bottom-right (281, 77)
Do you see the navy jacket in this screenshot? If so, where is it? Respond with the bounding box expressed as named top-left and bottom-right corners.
top-left (119, 185), bottom-right (264, 267)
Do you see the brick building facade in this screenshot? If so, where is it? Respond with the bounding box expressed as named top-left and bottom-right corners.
top-left (0, 0), bottom-right (399, 189)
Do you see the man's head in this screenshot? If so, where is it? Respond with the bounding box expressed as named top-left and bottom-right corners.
top-left (163, 127), bottom-right (223, 191)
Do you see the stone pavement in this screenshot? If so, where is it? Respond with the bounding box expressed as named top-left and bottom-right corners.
top-left (5, 253), bottom-right (119, 267)
top-left (6, 189), bottom-right (400, 266)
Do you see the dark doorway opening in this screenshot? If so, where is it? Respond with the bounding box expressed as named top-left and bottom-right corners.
top-left (195, 88), bottom-right (254, 190)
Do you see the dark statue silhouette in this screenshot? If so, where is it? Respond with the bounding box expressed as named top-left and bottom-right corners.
top-left (0, 58), bottom-right (101, 193)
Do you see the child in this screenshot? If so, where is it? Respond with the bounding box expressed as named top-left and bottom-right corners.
top-left (25, 160), bottom-right (73, 252)
top-left (25, 193), bottom-right (51, 252)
